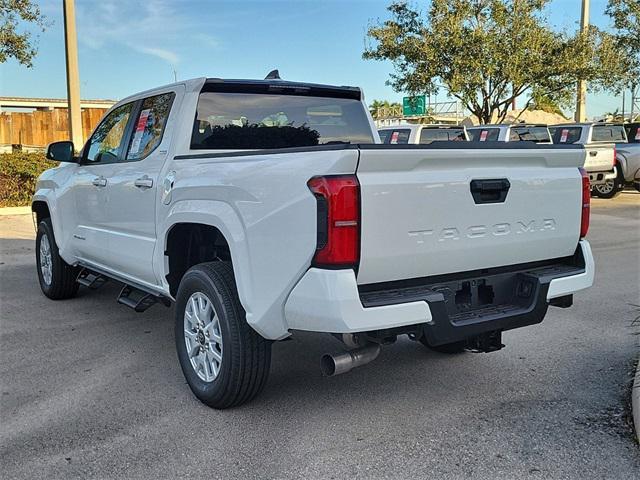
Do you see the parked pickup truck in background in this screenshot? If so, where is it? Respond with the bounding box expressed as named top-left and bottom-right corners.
top-left (588, 122), bottom-right (640, 198)
top-left (378, 124), bottom-right (468, 144)
top-left (467, 123), bottom-right (552, 144)
top-left (34, 76), bottom-right (594, 408)
top-left (613, 122), bottom-right (640, 194)
top-left (549, 123), bottom-right (618, 190)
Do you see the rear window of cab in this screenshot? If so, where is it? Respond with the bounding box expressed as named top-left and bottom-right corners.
top-left (590, 125), bottom-right (626, 142)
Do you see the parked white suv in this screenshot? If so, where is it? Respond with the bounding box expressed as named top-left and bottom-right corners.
top-left (34, 77), bottom-right (594, 408)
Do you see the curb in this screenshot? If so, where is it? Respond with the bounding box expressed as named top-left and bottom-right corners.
top-left (0, 206), bottom-right (32, 216)
top-left (634, 359), bottom-right (640, 443)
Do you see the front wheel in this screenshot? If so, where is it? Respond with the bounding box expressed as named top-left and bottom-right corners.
top-left (174, 262), bottom-right (271, 409)
top-left (592, 169), bottom-right (624, 199)
top-left (35, 219), bottom-right (79, 300)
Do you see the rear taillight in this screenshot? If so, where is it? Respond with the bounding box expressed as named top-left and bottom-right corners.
top-left (579, 167), bottom-right (590, 238)
top-left (613, 146), bottom-right (617, 165)
top-left (307, 175), bottom-right (360, 268)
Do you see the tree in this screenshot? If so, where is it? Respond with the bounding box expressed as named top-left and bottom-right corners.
top-left (369, 99), bottom-right (402, 119)
top-left (364, 0), bottom-right (626, 124)
top-left (606, 0), bottom-right (640, 85)
top-left (1, 0), bottom-right (46, 67)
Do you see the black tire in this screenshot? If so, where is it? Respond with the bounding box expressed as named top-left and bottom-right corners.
top-left (175, 261), bottom-right (271, 409)
top-left (419, 337), bottom-right (467, 354)
top-left (35, 219), bottom-right (79, 300)
top-left (592, 169), bottom-right (624, 199)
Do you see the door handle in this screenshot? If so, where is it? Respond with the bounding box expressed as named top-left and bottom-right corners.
top-left (92, 176), bottom-right (107, 187)
top-left (589, 151), bottom-right (597, 156)
top-left (470, 178), bottom-right (511, 204)
top-left (134, 176), bottom-right (154, 189)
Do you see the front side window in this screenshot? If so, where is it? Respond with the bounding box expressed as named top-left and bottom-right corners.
top-left (85, 103), bottom-right (133, 163)
top-left (468, 128), bottom-right (499, 142)
top-left (126, 92), bottom-right (175, 160)
top-left (591, 125), bottom-right (626, 142)
top-left (191, 90), bottom-right (374, 149)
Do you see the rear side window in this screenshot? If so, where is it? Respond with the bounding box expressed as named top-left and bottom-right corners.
top-left (510, 127), bottom-right (551, 143)
top-left (191, 91), bottom-right (374, 149)
top-left (419, 128), bottom-right (466, 143)
top-left (552, 127), bottom-right (582, 144)
top-left (591, 125), bottom-right (626, 142)
top-left (127, 92), bottom-right (175, 160)
top-left (468, 128), bottom-right (499, 141)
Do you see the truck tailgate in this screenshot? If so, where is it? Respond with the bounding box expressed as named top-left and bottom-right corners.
top-left (583, 144), bottom-right (614, 171)
top-left (355, 146), bottom-right (584, 285)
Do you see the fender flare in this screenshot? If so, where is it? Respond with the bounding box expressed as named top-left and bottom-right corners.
top-left (161, 199), bottom-right (254, 320)
top-left (31, 191), bottom-right (73, 263)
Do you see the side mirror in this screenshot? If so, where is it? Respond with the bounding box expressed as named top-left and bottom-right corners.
top-left (46, 141), bottom-right (76, 163)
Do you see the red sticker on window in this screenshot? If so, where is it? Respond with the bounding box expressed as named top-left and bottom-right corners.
top-left (479, 130), bottom-right (488, 141)
top-left (390, 131), bottom-right (399, 144)
top-left (135, 110), bottom-right (150, 133)
top-left (560, 129), bottom-right (569, 143)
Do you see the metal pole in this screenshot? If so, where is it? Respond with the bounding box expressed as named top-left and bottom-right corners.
top-left (622, 88), bottom-right (625, 122)
top-left (575, 0), bottom-right (589, 122)
top-left (63, 0), bottom-right (83, 149)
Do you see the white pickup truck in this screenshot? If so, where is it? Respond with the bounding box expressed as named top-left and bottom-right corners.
top-left (34, 77), bottom-right (594, 408)
top-left (549, 123), bottom-right (618, 189)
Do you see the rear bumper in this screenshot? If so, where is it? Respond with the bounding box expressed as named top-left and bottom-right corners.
top-left (588, 166), bottom-right (617, 185)
top-left (284, 241), bottom-right (594, 339)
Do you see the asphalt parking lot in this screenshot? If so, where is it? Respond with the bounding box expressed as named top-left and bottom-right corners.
top-left (1, 192), bottom-right (639, 479)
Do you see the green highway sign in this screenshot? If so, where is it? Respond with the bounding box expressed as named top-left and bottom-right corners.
top-left (402, 95), bottom-right (426, 116)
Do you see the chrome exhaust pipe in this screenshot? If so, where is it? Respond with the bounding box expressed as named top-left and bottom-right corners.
top-left (320, 343), bottom-right (381, 376)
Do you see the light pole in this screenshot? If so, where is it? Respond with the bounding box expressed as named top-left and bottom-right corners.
top-left (575, 0), bottom-right (589, 122)
top-left (63, 0), bottom-right (83, 149)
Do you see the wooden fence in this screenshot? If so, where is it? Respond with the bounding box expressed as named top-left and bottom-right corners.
top-left (0, 108), bottom-right (109, 148)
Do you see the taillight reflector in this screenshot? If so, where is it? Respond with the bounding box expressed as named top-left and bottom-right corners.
top-left (579, 167), bottom-right (590, 238)
top-left (307, 175), bottom-right (360, 268)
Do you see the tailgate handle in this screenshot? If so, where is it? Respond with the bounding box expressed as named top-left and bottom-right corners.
top-left (589, 151), bottom-right (597, 156)
top-left (470, 179), bottom-right (510, 204)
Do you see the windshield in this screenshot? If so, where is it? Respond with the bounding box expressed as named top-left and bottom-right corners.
top-left (510, 126), bottom-right (551, 143)
top-left (419, 128), bottom-right (466, 143)
top-left (192, 92), bottom-right (374, 149)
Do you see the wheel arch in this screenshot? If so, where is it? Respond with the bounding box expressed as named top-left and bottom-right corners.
top-left (161, 204), bottom-right (253, 317)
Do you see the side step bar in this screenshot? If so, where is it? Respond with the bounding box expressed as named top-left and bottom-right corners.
top-left (77, 268), bottom-right (108, 289)
top-left (76, 265), bottom-right (171, 313)
top-left (117, 285), bottom-right (171, 313)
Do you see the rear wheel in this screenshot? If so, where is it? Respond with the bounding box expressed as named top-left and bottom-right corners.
top-left (174, 262), bottom-right (271, 409)
top-left (593, 169), bottom-right (624, 199)
top-left (35, 219), bottom-right (79, 300)
top-left (419, 337), bottom-right (467, 354)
